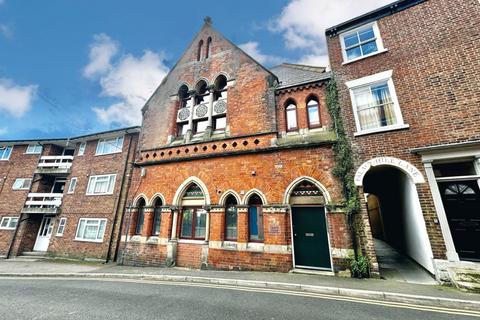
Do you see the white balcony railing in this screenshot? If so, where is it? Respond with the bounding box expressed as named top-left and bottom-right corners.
top-left (24, 193), bottom-right (63, 208)
top-left (37, 156), bottom-right (73, 169)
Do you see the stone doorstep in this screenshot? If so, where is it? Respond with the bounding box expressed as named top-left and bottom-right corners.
top-left (1, 272), bottom-right (480, 312)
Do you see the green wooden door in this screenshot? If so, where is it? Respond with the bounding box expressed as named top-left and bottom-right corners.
top-left (292, 206), bottom-right (331, 269)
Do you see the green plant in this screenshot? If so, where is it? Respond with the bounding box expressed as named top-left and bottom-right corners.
top-left (350, 255), bottom-right (369, 278)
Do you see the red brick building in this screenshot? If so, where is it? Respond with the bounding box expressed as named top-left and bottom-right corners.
top-left (326, 0), bottom-right (480, 284)
top-left (0, 127), bottom-right (139, 261)
top-left (119, 19), bottom-right (354, 274)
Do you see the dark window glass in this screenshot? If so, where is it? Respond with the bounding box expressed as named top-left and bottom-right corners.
top-left (225, 195), bottom-right (238, 240)
top-left (180, 209), bottom-right (193, 238)
top-left (135, 200), bottom-right (145, 235)
top-left (194, 209), bottom-right (207, 238)
top-left (180, 207), bottom-right (207, 240)
top-left (433, 162), bottom-right (477, 178)
top-left (248, 194), bottom-right (264, 241)
top-left (152, 202), bottom-right (162, 235)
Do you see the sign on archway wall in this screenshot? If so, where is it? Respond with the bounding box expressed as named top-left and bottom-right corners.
top-left (354, 157), bottom-right (425, 186)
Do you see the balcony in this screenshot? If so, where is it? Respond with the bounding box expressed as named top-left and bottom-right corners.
top-left (35, 156), bottom-right (73, 175)
top-left (22, 193), bottom-right (63, 215)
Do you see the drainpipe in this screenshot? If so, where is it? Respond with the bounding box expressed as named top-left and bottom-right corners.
top-left (106, 131), bottom-right (134, 262)
top-left (6, 144), bottom-right (44, 258)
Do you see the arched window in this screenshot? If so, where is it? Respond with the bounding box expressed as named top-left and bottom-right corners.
top-left (152, 197), bottom-right (163, 236)
top-left (285, 100), bottom-right (298, 132)
top-left (177, 85), bottom-right (190, 137)
top-left (306, 97), bottom-right (321, 128)
top-left (205, 37), bottom-right (212, 59)
top-left (179, 184), bottom-right (207, 240)
top-left (213, 75), bottom-right (227, 131)
top-left (135, 198), bottom-right (146, 235)
top-left (224, 195), bottom-right (238, 241)
top-left (193, 81), bottom-right (209, 134)
top-left (248, 194), bottom-right (264, 242)
top-left (197, 40), bottom-right (204, 61)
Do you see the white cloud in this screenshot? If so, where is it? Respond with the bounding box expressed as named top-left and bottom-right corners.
top-left (83, 33), bottom-right (118, 79)
top-left (84, 34), bottom-right (169, 126)
top-left (272, 0), bottom-right (393, 66)
top-left (239, 41), bottom-right (284, 66)
top-left (0, 78), bottom-right (37, 117)
top-left (0, 24), bottom-right (13, 39)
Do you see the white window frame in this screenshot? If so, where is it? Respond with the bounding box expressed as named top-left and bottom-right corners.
top-left (95, 136), bottom-right (124, 155)
top-left (78, 142), bottom-right (86, 156)
top-left (12, 178), bottom-right (32, 190)
top-left (86, 174), bottom-right (116, 195)
top-left (75, 218), bottom-right (107, 242)
top-left (345, 70), bottom-right (408, 136)
top-left (0, 216), bottom-right (19, 230)
top-left (25, 144), bottom-right (43, 154)
top-left (56, 218), bottom-right (67, 236)
top-left (0, 145), bottom-right (13, 161)
top-left (67, 177), bottom-right (77, 194)
top-left (340, 21), bottom-right (387, 64)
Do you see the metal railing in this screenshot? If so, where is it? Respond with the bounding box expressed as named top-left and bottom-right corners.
top-left (37, 156), bottom-right (73, 169)
top-left (24, 193), bottom-right (63, 208)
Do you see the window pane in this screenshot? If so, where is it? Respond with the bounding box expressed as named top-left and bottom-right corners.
top-left (433, 162), bottom-right (477, 177)
top-left (346, 47), bottom-right (362, 60)
top-left (87, 177), bottom-right (95, 194)
top-left (286, 106), bottom-right (297, 130)
top-left (0, 146), bottom-right (12, 159)
top-left (76, 220), bottom-right (86, 238)
top-left (1, 218), bottom-right (9, 228)
top-left (215, 117), bottom-right (226, 130)
top-left (79, 142), bottom-right (86, 155)
top-left (194, 209), bottom-right (207, 238)
top-left (249, 206), bottom-right (264, 241)
top-left (180, 209), bottom-right (193, 238)
top-left (195, 120), bottom-right (208, 134)
top-left (361, 41), bottom-right (378, 55)
top-left (358, 27), bottom-right (375, 42)
top-left (344, 33), bottom-right (359, 48)
top-left (13, 179), bottom-right (23, 189)
top-left (136, 208), bottom-right (144, 234)
top-left (97, 220), bottom-right (106, 240)
top-left (225, 206), bottom-right (237, 240)
top-left (153, 208), bottom-right (162, 235)
top-left (308, 105), bottom-right (320, 126)
top-left (108, 175), bottom-right (115, 193)
top-left (8, 218), bottom-right (18, 228)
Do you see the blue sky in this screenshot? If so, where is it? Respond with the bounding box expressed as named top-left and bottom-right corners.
top-left (0, 0), bottom-right (391, 140)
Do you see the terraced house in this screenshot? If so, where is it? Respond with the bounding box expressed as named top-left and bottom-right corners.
top-left (0, 127), bottom-right (139, 260)
top-left (119, 18), bottom-right (356, 273)
top-left (326, 0), bottom-right (480, 285)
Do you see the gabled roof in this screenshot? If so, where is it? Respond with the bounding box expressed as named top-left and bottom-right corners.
top-left (325, 0), bottom-right (426, 36)
top-left (0, 126), bottom-right (141, 145)
top-left (270, 63), bottom-right (331, 89)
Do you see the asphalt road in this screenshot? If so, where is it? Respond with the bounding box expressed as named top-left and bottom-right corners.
top-left (0, 278), bottom-right (477, 320)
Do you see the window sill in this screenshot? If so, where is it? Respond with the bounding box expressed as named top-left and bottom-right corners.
top-left (0, 228), bottom-right (15, 231)
top-left (94, 151), bottom-right (122, 157)
top-left (354, 123), bottom-right (409, 137)
top-left (85, 193), bottom-right (114, 196)
top-left (342, 48), bottom-right (388, 65)
top-left (74, 238), bottom-right (103, 243)
top-left (177, 239), bottom-right (206, 244)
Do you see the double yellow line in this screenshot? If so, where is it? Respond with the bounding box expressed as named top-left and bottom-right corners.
top-left (4, 277), bottom-right (480, 318)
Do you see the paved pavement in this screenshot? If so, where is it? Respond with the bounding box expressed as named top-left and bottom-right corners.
top-left (0, 278), bottom-right (478, 319)
top-left (374, 238), bottom-right (437, 285)
top-left (0, 257), bottom-right (479, 310)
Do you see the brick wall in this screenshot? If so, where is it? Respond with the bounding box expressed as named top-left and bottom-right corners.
top-left (326, 0), bottom-right (480, 261)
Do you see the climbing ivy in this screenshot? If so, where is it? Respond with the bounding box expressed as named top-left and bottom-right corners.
top-left (325, 80), bottom-right (361, 217)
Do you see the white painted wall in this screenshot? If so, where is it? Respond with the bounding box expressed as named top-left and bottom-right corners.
top-left (399, 173), bottom-right (435, 274)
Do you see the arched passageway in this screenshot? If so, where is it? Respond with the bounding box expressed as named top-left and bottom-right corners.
top-left (362, 164), bottom-right (435, 282)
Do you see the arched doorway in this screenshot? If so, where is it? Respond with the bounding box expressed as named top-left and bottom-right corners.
top-left (359, 160), bottom-right (435, 280)
top-left (287, 179), bottom-right (332, 270)
top-left (178, 183), bottom-right (207, 240)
